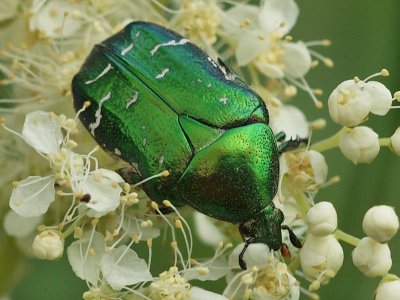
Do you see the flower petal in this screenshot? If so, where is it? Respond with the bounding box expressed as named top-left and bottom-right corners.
top-left (3, 210), bottom-right (43, 238)
top-left (259, 0), bottom-right (299, 35)
top-left (67, 231), bottom-right (105, 285)
top-left (22, 111), bottom-right (63, 155)
top-left (236, 33), bottom-right (269, 66)
top-left (190, 287), bottom-right (228, 300)
top-left (220, 4), bottom-right (260, 37)
top-left (184, 256), bottom-right (228, 282)
top-left (228, 243), bottom-right (270, 269)
top-left (81, 172), bottom-right (122, 218)
top-left (269, 105), bottom-right (309, 140)
top-left (10, 176), bottom-right (55, 217)
top-left (193, 212), bottom-right (226, 247)
top-left (100, 245), bottom-right (152, 290)
top-left (365, 81), bottom-right (393, 116)
top-left (283, 41), bottom-right (312, 78)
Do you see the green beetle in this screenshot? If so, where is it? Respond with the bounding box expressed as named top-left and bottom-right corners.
top-left (72, 22), bottom-right (302, 269)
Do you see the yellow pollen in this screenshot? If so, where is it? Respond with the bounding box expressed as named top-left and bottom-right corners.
top-left (380, 68), bottom-right (389, 76)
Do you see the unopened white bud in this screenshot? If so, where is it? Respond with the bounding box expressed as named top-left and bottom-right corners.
top-left (390, 127), bottom-right (400, 156)
top-left (299, 234), bottom-right (344, 283)
top-left (328, 80), bottom-right (372, 127)
top-left (363, 205), bottom-right (399, 242)
top-left (352, 237), bottom-right (392, 277)
top-left (32, 230), bottom-right (64, 260)
top-left (307, 202), bottom-right (337, 237)
top-left (375, 279), bottom-right (400, 300)
top-left (339, 126), bottom-right (380, 164)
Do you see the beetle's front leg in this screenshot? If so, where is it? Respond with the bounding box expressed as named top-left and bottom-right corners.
top-left (277, 135), bottom-right (308, 154)
top-left (117, 166), bottom-right (141, 185)
top-left (238, 237), bottom-right (255, 270)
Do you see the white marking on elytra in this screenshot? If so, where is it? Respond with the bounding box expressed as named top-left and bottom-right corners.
top-left (126, 91), bottom-right (139, 109)
top-left (219, 97), bottom-right (228, 105)
top-left (136, 31), bottom-right (141, 37)
top-left (85, 63), bottom-right (113, 84)
top-left (159, 155), bottom-right (165, 165)
top-left (156, 68), bottom-right (170, 79)
top-left (207, 83), bottom-right (212, 88)
top-left (207, 56), bottom-right (218, 68)
top-left (114, 148), bottom-right (121, 155)
top-left (142, 125), bottom-right (146, 130)
top-left (121, 43), bottom-right (134, 56)
top-left (89, 92), bottom-right (111, 136)
top-left (150, 39), bottom-right (190, 56)
top-left (143, 138), bottom-right (147, 146)
top-left (197, 79), bottom-right (203, 82)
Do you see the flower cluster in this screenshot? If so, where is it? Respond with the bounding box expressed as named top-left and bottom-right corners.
top-left (0, 1), bottom-right (400, 300)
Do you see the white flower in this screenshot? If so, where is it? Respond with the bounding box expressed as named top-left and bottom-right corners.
top-left (390, 127), bottom-right (400, 156)
top-left (9, 176), bottom-right (56, 217)
top-left (300, 234), bottom-right (344, 284)
top-left (193, 212), bottom-right (226, 247)
top-left (190, 287), bottom-right (228, 300)
top-left (306, 202), bottom-right (337, 237)
top-left (375, 279), bottom-right (400, 300)
top-left (3, 210), bottom-right (42, 238)
top-left (100, 245), bottom-right (152, 290)
top-left (80, 169), bottom-right (123, 218)
top-left (226, 243), bottom-right (300, 300)
top-left (222, 0), bottom-right (310, 79)
top-left (269, 105), bottom-right (309, 140)
top-left (29, 0), bottom-right (84, 38)
top-left (339, 126), bottom-right (380, 164)
top-left (67, 231), bottom-right (106, 286)
top-left (362, 205), bottom-right (399, 242)
top-left (32, 230), bottom-right (64, 260)
top-left (22, 111), bottom-right (63, 155)
top-left (328, 78), bottom-right (393, 127)
top-left (283, 150), bottom-right (328, 192)
top-left (352, 237), bottom-right (392, 277)
top-left (328, 80), bottom-right (372, 127)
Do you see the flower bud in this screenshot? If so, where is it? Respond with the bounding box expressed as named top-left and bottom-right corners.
top-left (352, 237), bottom-right (392, 277)
top-left (32, 230), bottom-right (64, 260)
top-left (339, 126), bottom-right (380, 164)
top-left (362, 205), bottom-right (399, 242)
top-left (390, 127), bottom-right (400, 156)
top-left (328, 80), bottom-right (372, 127)
top-left (365, 81), bottom-right (392, 116)
top-left (375, 279), bottom-right (400, 300)
top-left (306, 202), bottom-right (337, 237)
top-left (299, 234), bottom-right (344, 283)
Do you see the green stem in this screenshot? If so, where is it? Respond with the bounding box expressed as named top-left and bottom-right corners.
top-left (311, 127), bottom-right (347, 152)
top-left (334, 229), bottom-right (360, 247)
top-left (62, 215), bottom-right (86, 239)
top-left (379, 137), bottom-right (391, 147)
top-left (294, 193), bottom-right (311, 218)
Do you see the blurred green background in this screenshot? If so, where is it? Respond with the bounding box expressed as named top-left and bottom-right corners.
top-left (4, 0), bottom-right (400, 299)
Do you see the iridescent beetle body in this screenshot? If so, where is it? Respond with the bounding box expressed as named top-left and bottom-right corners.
top-left (72, 22), bottom-right (301, 269)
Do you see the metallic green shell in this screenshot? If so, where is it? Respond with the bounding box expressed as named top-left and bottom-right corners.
top-left (72, 22), bottom-right (279, 226)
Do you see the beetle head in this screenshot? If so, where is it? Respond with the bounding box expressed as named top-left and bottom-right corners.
top-left (240, 205), bottom-right (284, 251)
top-left (238, 206), bottom-right (302, 269)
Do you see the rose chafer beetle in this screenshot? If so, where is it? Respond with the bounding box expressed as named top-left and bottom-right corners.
top-left (72, 22), bottom-right (303, 269)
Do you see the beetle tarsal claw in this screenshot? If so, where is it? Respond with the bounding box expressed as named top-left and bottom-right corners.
top-left (281, 225), bottom-right (302, 248)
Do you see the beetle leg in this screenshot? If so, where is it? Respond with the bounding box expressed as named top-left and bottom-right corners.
top-left (116, 167), bottom-right (141, 184)
top-left (277, 135), bottom-right (308, 154)
top-left (275, 131), bottom-right (286, 142)
top-left (239, 237), bottom-right (255, 270)
top-left (281, 225), bottom-right (302, 248)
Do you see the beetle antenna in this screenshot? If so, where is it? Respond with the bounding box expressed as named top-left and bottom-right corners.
top-left (239, 237), bottom-right (255, 270)
top-left (281, 225), bottom-right (302, 248)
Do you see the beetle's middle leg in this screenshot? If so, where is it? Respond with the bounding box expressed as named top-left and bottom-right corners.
top-left (277, 135), bottom-right (308, 154)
